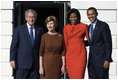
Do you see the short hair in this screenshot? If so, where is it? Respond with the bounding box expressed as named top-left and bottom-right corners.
top-left (45, 16), bottom-right (58, 28)
top-left (67, 8), bottom-right (81, 24)
top-left (25, 9), bottom-right (37, 17)
top-left (87, 7), bottom-right (98, 14)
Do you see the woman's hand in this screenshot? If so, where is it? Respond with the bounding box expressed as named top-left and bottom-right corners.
top-left (39, 66), bottom-right (44, 75)
top-left (61, 65), bottom-right (65, 75)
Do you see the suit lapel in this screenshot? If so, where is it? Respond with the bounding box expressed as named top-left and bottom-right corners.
top-left (92, 20), bottom-right (99, 42)
top-left (34, 25), bottom-right (41, 47)
top-left (23, 24), bottom-right (32, 47)
top-left (34, 25), bottom-right (37, 46)
top-left (88, 20), bottom-right (100, 43)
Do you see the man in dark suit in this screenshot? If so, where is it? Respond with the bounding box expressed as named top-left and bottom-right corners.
top-left (87, 7), bottom-right (112, 79)
top-left (10, 9), bottom-right (43, 79)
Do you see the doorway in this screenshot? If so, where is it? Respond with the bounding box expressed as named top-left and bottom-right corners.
top-left (13, 1), bottom-right (70, 34)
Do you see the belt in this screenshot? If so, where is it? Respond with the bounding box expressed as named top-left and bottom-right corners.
top-left (45, 49), bottom-right (60, 54)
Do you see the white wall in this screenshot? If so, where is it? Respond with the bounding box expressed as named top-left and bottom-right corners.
top-left (1, 1), bottom-right (13, 79)
top-left (71, 1), bottom-right (117, 79)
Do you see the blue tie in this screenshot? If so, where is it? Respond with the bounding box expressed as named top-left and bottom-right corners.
top-left (90, 24), bottom-right (94, 42)
top-left (30, 27), bottom-right (34, 46)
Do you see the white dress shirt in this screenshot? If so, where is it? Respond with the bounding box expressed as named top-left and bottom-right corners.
top-left (89, 19), bottom-right (97, 32)
top-left (27, 23), bottom-right (35, 39)
top-left (89, 19), bottom-right (97, 39)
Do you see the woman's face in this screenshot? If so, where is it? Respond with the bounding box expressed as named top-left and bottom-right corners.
top-left (69, 13), bottom-right (78, 25)
top-left (46, 21), bottom-right (55, 32)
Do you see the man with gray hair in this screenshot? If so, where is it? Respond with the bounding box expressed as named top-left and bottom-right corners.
top-left (10, 9), bottom-right (43, 79)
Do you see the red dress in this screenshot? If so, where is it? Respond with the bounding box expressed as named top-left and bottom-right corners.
top-left (63, 23), bottom-right (89, 79)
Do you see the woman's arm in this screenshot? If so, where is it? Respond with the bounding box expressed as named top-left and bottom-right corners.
top-left (39, 35), bottom-right (45, 75)
top-left (85, 24), bottom-right (90, 46)
top-left (61, 56), bottom-right (65, 75)
top-left (39, 56), bottom-right (44, 75)
top-left (63, 26), bottom-right (68, 48)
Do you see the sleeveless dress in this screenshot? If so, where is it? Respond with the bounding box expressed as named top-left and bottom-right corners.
top-left (63, 23), bottom-right (89, 79)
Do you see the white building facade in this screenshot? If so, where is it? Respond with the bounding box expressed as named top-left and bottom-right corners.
top-left (1, 0), bottom-right (117, 79)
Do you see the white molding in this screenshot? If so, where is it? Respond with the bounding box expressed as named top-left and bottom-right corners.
top-left (71, 1), bottom-right (117, 9)
top-left (1, 1), bottom-right (13, 9)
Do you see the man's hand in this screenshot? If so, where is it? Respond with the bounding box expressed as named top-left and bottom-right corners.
top-left (10, 61), bottom-right (16, 69)
top-left (104, 61), bottom-right (109, 69)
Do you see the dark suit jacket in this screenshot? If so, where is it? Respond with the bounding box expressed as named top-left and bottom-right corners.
top-left (10, 23), bottom-right (43, 69)
top-left (88, 19), bottom-right (113, 68)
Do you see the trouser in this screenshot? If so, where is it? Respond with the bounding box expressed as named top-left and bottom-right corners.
top-left (88, 63), bottom-right (109, 79)
top-left (15, 65), bottom-right (39, 79)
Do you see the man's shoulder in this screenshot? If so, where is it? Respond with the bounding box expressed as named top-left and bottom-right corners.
top-left (16, 23), bottom-right (26, 29)
top-left (35, 25), bottom-right (43, 29)
top-left (97, 20), bottom-right (110, 30)
top-left (97, 20), bottom-right (108, 25)
top-left (38, 26), bottom-right (43, 31)
top-left (34, 25), bottom-right (44, 34)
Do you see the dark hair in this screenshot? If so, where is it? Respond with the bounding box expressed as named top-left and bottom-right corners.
top-left (67, 8), bottom-right (81, 24)
top-left (87, 7), bottom-right (98, 14)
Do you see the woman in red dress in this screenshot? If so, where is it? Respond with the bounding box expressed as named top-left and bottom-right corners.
top-left (63, 8), bottom-right (90, 79)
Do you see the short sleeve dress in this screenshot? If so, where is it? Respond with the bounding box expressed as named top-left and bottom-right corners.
top-left (39, 32), bottom-right (65, 79)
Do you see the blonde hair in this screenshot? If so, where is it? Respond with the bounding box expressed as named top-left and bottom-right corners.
top-left (45, 16), bottom-right (58, 28)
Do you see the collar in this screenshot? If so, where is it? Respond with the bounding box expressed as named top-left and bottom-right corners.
top-left (27, 23), bottom-right (34, 29)
top-left (91, 19), bottom-right (97, 26)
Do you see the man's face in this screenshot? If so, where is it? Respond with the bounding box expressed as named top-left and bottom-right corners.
top-left (87, 10), bottom-right (98, 23)
top-left (25, 12), bottom-right (36, 26)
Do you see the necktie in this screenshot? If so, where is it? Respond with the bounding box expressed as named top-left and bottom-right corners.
top-left (90, 24), bottom-right (94, 42)
top-left (30, 27), bottom-right (34, 46)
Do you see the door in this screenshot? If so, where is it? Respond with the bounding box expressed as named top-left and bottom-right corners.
top-left (13, 1), bottom-right (70, 34)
